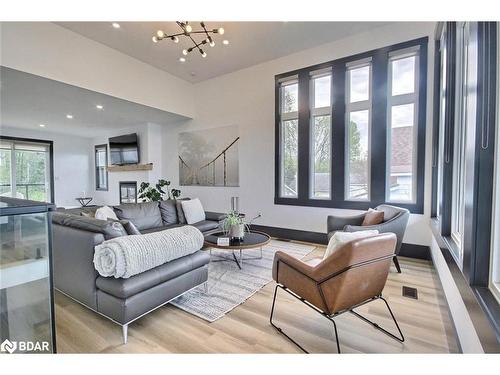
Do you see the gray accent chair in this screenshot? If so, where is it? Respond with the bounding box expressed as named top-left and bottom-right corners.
top-left (327, 204), bottom-right (410, 273)
top-left (53, 200), bottom-right (224, 343)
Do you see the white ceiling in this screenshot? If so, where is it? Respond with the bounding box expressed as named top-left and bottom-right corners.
top-left (0, 67), bottom-right (188, 138)
top-left (56, 22), bottom-right (389, 83)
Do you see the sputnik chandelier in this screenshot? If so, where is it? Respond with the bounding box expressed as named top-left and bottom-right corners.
top-left (152, 21), bottom-right (228, 61)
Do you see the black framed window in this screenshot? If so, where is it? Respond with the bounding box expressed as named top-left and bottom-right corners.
top-left (275, 37), bottom-right (428, 213)
top-left (95, 144), bottom-right (108, 191)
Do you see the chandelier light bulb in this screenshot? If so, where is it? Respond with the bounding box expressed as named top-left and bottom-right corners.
top-left (179, 57), bottom-right (186, 62)
top-left (185, 24), bottom-right (192, 33)
top-left (156, 30), bottom-right (164, 38)
top-left (210, 40), bottom-right (215, 47)
top-left (218, 27), bottom-right (225, 35)
top-left (201, 50), bottom-right (207, 58)
top-left (223, 39), bottom-right (229, 45)
top-left (112, 23), bottom-right (120, 29)
top-left (172, 36), bottom-right (179, 43)
top-left (182, 49), bottom-right (188, 56)
top-left (152, 36), bottom-right (158, 43)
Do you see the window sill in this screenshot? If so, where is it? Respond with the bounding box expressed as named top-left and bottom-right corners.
top-left (430, 218), bottom-right (500, 351)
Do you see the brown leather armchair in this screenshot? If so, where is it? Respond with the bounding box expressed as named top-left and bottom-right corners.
top-left (270, 233), bottom-right (404, 353)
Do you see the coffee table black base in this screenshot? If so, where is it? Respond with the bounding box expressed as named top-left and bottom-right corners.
top-left (209, 248), bottom-right (263, 270)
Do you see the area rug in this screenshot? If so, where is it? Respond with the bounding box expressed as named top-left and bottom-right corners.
top-left (170, 239), bottom-right (316, 322)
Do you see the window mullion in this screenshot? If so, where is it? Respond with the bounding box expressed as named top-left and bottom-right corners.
top-left (297, 70), bottom-right (311, 201)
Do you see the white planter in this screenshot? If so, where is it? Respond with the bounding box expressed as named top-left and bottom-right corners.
top-left (229, 224), bottom-right (245, 239)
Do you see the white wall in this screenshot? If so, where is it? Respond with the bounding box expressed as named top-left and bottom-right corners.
top-left (91, 123), bottom-right (166, 206)
top-left (0, 22), bottom-right (195, 119)
top-left (161, 22), bottom-right (436, 246)
top-left (0, 126), bottom-right (92, 207)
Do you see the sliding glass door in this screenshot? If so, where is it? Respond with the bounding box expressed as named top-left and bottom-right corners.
top-left (0, 138), bottom-right (53, 203)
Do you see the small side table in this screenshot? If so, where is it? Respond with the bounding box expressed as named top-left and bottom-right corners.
top-left (76, 197), bottom-right (93, 207)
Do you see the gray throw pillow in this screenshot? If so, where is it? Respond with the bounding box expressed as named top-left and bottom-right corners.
top-left (108, 219), bottom-right (141, 235)
top-left (159, 200), bottom-right (178, 225)
top-left (175, 198), bottom-right (190, 224)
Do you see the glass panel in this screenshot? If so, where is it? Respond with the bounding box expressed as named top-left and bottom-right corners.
top-left (347, 110), bottom-right (369, 200)
top-left (0, 147), bottom-right (12, 198)
top-left (314, 75), bottom-right (331, 108)
top-left (282, 83), bottom-right (298, 113)
top-left (280, 119), bottom-right (298, 197)
top-left (0, 212), bottom-right (54, 352)
top-left (388, 104), bottom-right (415, 202)
top-left (349, 65), bottom-right (370, 103)
top-left (15, 149), bottom-right (48, 202)
top-left (311, 115), bottom-right (331, 199)
top-left (392, 56), bottom-right (416, 96)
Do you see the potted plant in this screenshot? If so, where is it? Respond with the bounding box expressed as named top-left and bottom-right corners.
top-left (222, 210), bottom-right (247, 240)
top-left (138, 179), bottom-right (181, 202)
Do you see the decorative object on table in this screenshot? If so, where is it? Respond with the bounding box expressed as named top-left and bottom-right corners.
top-left (171, 239), bottom-right (315, 322)
top-left (216, 237), bottom-right (230, 247)
top-left (137, 179), bottom-right (181, 202)
top-left (76, 197), bottom-right (93, 207)
top-left (231, 196), bottom-right (239, 213)
top-left (119, 181), bottom-right (137, 204)
top-left (204, 230), bottom-right (270, 270)
top-left (221, 210), bottom-right (247, 240)
top-left (178, 125), bottom-right (239, 187)
top-left (151, 22), bottom-right (229, 61)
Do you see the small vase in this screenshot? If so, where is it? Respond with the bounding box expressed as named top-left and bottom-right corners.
top-left (229, 224), bottom-right (245, 240)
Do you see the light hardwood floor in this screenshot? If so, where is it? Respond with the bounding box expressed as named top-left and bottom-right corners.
top-left (55, 243), bottom-right (459, 353)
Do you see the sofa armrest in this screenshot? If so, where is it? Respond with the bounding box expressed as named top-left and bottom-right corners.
top-left (205, 211), bottom-right (227, 222)
top-left (327, 213), bottom-right (366, 233)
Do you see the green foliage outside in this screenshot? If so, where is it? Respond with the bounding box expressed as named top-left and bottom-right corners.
top-left (0, 149), bottom-right (48, 201)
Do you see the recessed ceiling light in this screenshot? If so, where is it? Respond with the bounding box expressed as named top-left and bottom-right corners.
top-left (223, 39), bottom-right (229, 45)
top-left (179, 57), bottom-right (186, 63)
top-left (66, 114), bottom-right (73, 119)
top-left (96, 104), bottom-right (104, 110)
top-left (39, 124), bottom-right (46, 128)
top-left (112, 23), bottom-right (120, 29)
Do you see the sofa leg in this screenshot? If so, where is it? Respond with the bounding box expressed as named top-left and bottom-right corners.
top-left (122, 324), bottom-right (128, 344)
top-left (203, 281), bottom-right (209, 294)
top-left (393, 256), bottom-right (402, 273)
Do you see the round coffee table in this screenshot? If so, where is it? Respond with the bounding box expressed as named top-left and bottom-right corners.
top-left (204, 231), bottom-right (271, 269)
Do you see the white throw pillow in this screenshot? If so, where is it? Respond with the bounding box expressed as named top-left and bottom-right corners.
top-left (323, 230), bottom-right (379, 260)
top-left (181, 198), bottom-right (206, 224)
top-left (95, 205), bottom-right (119, 221)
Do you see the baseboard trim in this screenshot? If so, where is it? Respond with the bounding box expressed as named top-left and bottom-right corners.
top-left (251, 224), bottom-right (430, 260)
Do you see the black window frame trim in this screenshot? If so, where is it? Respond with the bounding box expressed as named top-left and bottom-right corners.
top-left (274, 37), bottom-right (428, 214)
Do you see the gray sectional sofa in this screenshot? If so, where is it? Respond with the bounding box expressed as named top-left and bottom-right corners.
top-left (52, 200), bottom-right (225, 343)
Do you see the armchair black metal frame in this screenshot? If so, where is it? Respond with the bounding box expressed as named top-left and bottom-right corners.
top-left (269, 284), bottom-right (405, 354)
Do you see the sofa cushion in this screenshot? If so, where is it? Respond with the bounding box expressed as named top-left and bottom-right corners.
top-left (140, 224), bottom-right (183, 234)
top-left (96, 250), bottom-right (210, 298)
top-left (52, 212), bottom-right (127, 240)
top-left (181, 198), bottom-right (206, 224)
top-left (159, 200), bottom-right (178, 225)
top-left (109, 219), bottom-right (141, 235)
top-left (191, 220), bottom-right (219, 233)
top-left (175, 198), bottom-right (190, 224)
top-left (113, 202), bottom-right (163, 231)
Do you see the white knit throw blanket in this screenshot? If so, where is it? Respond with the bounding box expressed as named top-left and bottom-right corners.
top-left (93, 225), bottom-right (204, 278)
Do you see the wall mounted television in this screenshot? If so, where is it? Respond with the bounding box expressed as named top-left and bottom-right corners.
top-left (109, 133), bottom-right (140, 165)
